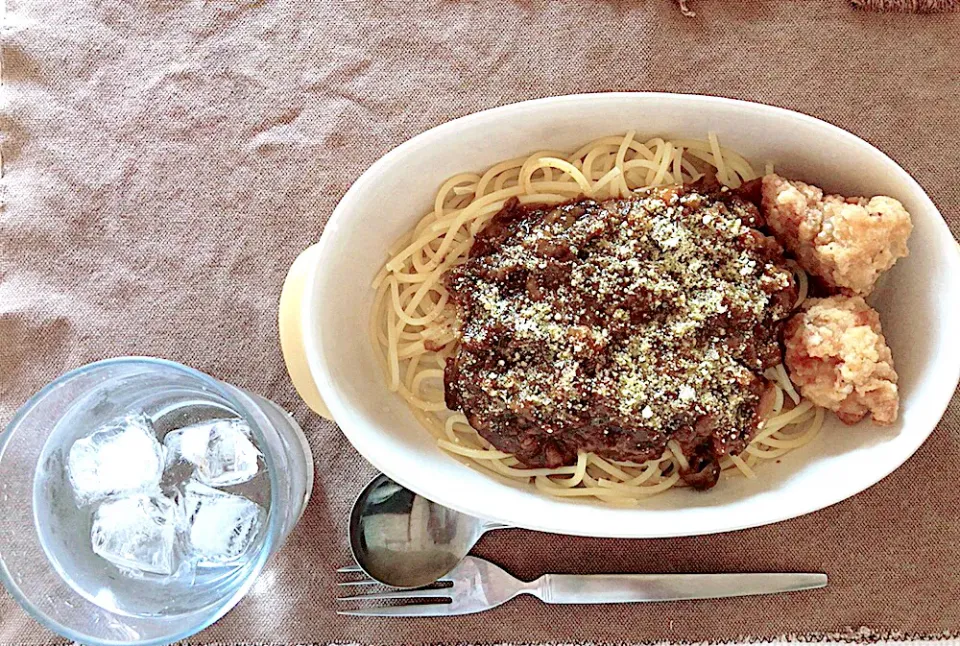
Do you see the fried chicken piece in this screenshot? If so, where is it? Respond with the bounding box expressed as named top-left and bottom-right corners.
top-left (761, 174), bottom-right (911, 296)
top-left (783, 295), bottom-right (899, 425)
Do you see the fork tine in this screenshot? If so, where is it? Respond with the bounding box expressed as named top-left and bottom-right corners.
top-left (337, 602), bottom-right (471, 617)
top-left (337, 564), bottom-right (363, 573)
top-left (337, 579), bottom-right (383, 587)
top-left (338, 588), bottom-right (450, 602)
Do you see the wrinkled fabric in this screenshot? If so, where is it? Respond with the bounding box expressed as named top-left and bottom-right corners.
top-left (1, 1), bottom-right (958, 644)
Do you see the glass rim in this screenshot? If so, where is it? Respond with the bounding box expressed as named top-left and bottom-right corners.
top-left (0, 356), bottom-right (283, 646)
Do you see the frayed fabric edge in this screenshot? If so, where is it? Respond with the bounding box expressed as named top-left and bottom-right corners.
top-left (850, 0), bottom-right (960, 10)
top-left (99, 630), bottom-right (960, 646)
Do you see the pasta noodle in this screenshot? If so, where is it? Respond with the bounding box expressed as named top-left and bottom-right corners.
top-left (369, 133), bottom-right (822, 503)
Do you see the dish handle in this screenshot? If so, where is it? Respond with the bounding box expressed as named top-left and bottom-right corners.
top-left (278, 243), bottom-right (333, 419)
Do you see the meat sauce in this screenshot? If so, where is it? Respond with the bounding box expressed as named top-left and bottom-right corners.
top-left (443, 182), bottom-right (797, 489)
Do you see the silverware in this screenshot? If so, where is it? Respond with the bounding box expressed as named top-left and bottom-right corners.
top-left (345, 474), bottom-right (509, 588)
top-left (338, 556), bottom-right (828, 617)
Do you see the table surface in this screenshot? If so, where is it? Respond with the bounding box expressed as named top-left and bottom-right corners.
top-left (2, 0), bottom-right (959, 644)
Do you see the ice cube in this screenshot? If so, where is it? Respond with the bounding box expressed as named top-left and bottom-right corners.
top-left (91, 494), bottom-right (182, 576)
top-left (163, 418), bottom-right (261, 487)
top-left (67, 413), bottom-right (165, 505)
top-left (180, 480), bottom-right (264, 566)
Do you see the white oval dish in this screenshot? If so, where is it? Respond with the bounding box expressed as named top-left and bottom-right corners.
top-left (282, 93), bottom-right (960, 538)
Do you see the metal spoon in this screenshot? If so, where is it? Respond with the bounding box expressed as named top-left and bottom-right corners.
top-left (345, 473), bottom-right (509, 588)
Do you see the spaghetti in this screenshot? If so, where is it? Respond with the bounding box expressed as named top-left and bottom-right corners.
top-left (370, 133), bottom-right (824, 504)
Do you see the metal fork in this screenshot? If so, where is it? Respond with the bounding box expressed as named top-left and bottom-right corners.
top-left (338, 556), bottom-right (827, 617)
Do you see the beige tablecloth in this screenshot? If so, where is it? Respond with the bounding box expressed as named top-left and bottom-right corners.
top-left (2, 1), bottom-right (959, 644)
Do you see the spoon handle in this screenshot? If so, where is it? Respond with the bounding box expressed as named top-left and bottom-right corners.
top-left (534, 572), bottom-right (827, 604)
top-left (480, 520), bottom-right (512, 532)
